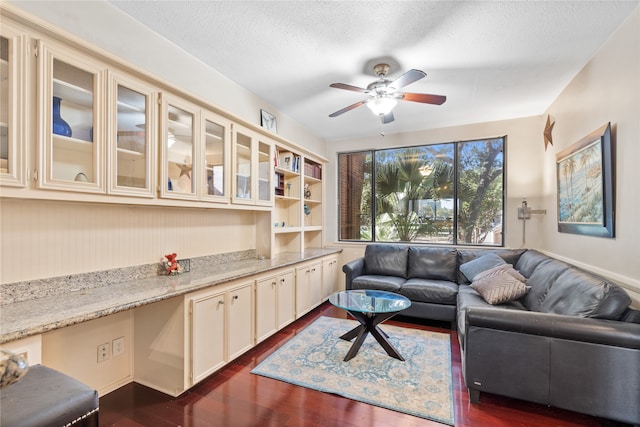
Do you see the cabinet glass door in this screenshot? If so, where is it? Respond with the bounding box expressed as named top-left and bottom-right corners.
top-left (38, 42), bottom-right (104, 192)
top-left (163, 100), bottom-right (196, 199)
top-left (234, 130), bottom-right (252, 202)
top-left (257, 140), bottom-right (272, 205)
top-left (203, 115), bottom-right (228, 201)
top-left (0, 28), bottom-right (27, 188)
top-left (110, 75), bottom-right (155, 197)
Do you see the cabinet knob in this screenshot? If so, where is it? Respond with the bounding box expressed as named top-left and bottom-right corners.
top-left (280, 278), bottom-right (285, 284)
top-left (233, 295), bottom-right (239, 300)
top-left (218, 300), bottom-right (224, 305)
top-left (272, 281), bottom-right (277, 287)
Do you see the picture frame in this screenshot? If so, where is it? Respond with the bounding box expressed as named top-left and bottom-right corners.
top-left (556, 122), bottom-right (614, 238)
top-left (260, 109), bottom-right (277, 133)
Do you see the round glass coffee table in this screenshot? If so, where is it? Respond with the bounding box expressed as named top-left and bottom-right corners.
top-left (329, 289), bottom-right (411, 362)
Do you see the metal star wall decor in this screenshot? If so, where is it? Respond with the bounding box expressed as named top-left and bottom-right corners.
top-left (544, 115), bottom-right (555, 151)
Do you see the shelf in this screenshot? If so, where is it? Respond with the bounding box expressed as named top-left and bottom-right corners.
top-left (303, 198), bottom-right (321, 204)
top-left (53, 79), bottom-right (93, 109)
top-left (275, 167), bottom-right (299, 178)
top-left (53, 134), bottom-right (93, 153)
top-left (274, 227), bottom-right (302, 234)
top-left (117, 147), bottom-right (145, 159)
top-left (304, 175), bottom-right (321, 183)
top-left (275, 195), bottom-right (300, 202)
top-left (303, 226), bottom-right (322, 232)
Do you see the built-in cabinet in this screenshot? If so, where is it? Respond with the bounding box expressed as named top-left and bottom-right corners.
top-left (132, 253), bottom-right (338, 397)
top-left (295, 260), bottom-right (323, 317)
top-left (255, 268), bottom-right (295, 343)
top-left (322, 255), bottom-right (340, 300)
top-left (0, 22), bottom-right (28, 188)
top-left (232, 125), bottom-right (273, 206)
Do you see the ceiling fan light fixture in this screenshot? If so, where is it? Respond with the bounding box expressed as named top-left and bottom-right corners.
top-left (367, 97), bottom-right (397, 116)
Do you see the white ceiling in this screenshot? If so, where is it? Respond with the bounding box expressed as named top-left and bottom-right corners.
top-left (109, 1), bottom-right (638, 142)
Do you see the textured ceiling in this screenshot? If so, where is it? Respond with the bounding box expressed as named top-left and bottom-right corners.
top-left (109, 1), bottom-right (638, 142)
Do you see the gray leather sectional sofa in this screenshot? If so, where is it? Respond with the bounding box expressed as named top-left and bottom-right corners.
top-left (342, 244), bottom-right (640, 425)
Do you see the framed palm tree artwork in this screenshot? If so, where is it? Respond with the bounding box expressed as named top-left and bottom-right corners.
top-left (556, 122), bottom-right (614, 238)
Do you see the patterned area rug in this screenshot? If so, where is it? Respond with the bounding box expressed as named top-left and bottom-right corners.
top-left (251, 316), bottom-right (454, 425)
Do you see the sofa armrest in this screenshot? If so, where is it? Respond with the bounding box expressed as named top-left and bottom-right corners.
top-left (465, 306), bottom-right (640, 349)
top-left (342, 258), bottom-right (365, 290)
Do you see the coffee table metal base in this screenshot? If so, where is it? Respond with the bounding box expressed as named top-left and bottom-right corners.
top-left (340, 310), bottom-right (404, 362)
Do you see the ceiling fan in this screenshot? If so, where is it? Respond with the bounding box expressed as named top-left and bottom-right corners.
top-left (328, 63), bottom-right (446, 124)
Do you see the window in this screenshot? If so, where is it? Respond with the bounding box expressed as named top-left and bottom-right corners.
top-left (339, 137), bottom-right (504, 246)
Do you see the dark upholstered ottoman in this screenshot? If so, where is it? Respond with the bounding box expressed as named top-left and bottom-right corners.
top-left (0, 364), bottom-right (98, 427)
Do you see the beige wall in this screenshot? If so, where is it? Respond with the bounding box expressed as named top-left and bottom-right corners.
top-left (540, 6), bottom-right (639, 303)
top-left (0, 199), bottom-right (257, 283)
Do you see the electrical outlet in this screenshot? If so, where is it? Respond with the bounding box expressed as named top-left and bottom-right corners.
top-left (97, 342), bottom-right (110, 363)
top-left (177, 259), bottom-right (190, 272)
top-left (112, 336), bottom-right (125, 357)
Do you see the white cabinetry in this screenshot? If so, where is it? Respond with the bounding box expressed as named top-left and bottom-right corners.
top-left (134, 279), bottom-right (254, 396)
top-left (0, 22), bottom-right (28, 188)
top-left (322, 255), bottom-right (340, 299)
top-left (255, 269), bottom-right (295, 343)
top-left (295, 261), bottom-right (322, 318)
top-left (232, 125), bottom-right (273, 206)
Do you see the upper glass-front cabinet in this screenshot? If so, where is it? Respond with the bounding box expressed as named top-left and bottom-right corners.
top-left (232, 125), bottom-right (272, 206)
top-left (0, 24), bottom-right (27, 188)
top-left (37, 41), bottom-right (104, 192)
top-left (202, 112), bottom-right (230, 202)
top-left (108, 72), bottom-right (156, 197)
top-left (160, 95), bottom-right (197, 200)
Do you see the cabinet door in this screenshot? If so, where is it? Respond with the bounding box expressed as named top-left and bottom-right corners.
top-left (322, 257), bottom-right (339, 299)
top-left (201, 112), bottom-right (230, 202)
top-left (37, 41), bottom-right (105, 193)
top-left (232, 128), bottom-right (253, 204)
top-left (277, 270), bottom-right (295, 329)
top-left (108, 72), bottom-right (156, 197)
top-left (227, 282), bottom-right (254, 360)
top-left (256, 139), bottom-right (273, 206)
top-left (308, 262), bottom-right (322, 309)
top-left (0, 25), bottom-right (27, 188)
top-left (190, 292), bottom-right (226, 385)
top-left (160, 95), bottom-right (198, 200)
top-left (295, 265), bottom-right (311, 317)
top-left (255, 275), bottom-right (277, 343)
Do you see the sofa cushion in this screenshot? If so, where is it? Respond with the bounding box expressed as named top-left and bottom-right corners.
top-left (352, 275), bottom-right (405, 293)
top-left (515, 249), bottom-right (550, 278)
top-left (539, 268), bottom-right (631, 319)
top-left (401, 278), bottom-right (458, 305)
top-left (471, 268), bottom-right (531, 305)
top-left (522, 259), bottom-right (570, 311)
top-left (460, 252), bottom-right (506, 282)
top-left (363, 244), bottom-right (409, 278)
top-left (407, 247), bottom-right (458, 281)
top-left (457, 249), bottom-right (527, 284)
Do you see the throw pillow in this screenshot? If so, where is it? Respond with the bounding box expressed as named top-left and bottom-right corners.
top-left (471, 269), bottom-right (531, 305)
top-left (476, 263), bottom-right (527, 283)
top-left (460, 252), bottom-right (506, 281)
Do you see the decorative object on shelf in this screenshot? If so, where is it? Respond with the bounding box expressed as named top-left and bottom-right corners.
top-left (162, 253), bottom-right (183, 275)
top-left (304, 204), bottom-right (311, 216)
top-left (556, 122), bottom-right (614, 238)
top-left (286, 182), bottom-right (291, 196)
top-left (74, 172), bottom-right (89, 182)
top-left (260, 109), bottom-right (277, 133)
top-left (304, 183), bottom-right (311, 199)
top-left (544, 114), bottom-right (555, 151)
top-left (52, 96), bottom-right (72, 137)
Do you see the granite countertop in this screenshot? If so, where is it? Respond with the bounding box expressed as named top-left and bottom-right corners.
top-left (0, 249), bottom-right (341, 344)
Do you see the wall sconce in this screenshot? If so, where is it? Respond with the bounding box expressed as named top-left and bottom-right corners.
top-left (518, 199), bottom-right (546, 244)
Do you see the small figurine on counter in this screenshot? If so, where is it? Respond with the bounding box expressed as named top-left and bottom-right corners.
top-left (162, 253), bottom-right (183, 275)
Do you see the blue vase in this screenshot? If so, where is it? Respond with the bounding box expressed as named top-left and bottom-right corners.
top-left (52, 96), bottom-right (72, 137)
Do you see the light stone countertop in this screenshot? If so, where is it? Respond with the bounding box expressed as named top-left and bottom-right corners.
top-left (0, 249), bottom-right (341, 344)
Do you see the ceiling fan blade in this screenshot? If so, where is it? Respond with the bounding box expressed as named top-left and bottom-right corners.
top-left (381, 111), bottom-right (395, 124)
top-left (329, 83), bottom-right (369, 93)
top-left (398, 92), bottom-right (447, 105)
top-left (391, 69), bottom-right (426, 89)
top-left (329, 100), bottom-right (366, 117)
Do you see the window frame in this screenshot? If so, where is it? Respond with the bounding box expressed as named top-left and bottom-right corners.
top-left (337, 137), bottom-right (506, 247)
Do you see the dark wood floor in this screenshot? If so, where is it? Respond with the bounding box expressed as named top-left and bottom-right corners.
top-left (99, 303), bottom-right (630, 427)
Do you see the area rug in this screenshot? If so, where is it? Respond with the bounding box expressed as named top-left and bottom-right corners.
top-left (251, 316), bottom-right (454, 425)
